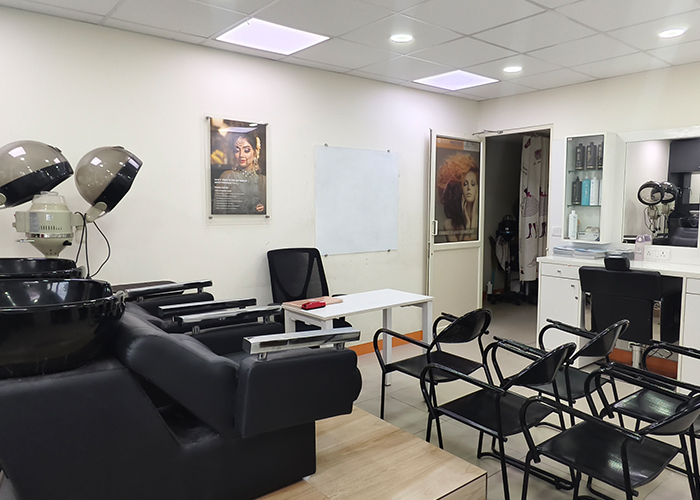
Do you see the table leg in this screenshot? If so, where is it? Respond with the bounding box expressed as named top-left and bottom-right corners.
top-left (383, 308), bottom-right (393, 386)
top-left (422, 301), bottom-right (433, 344)
top-left (284, 311), bottom-right (295, 333)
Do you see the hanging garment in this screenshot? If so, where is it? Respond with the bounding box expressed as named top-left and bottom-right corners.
top-left (519, 135), bottom-right (549, 282)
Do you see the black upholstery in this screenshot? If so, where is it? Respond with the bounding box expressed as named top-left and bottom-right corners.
top-left (0, 311), bottom-right (362, 500)
top-left (521, 388), bottom-right (700, 500)
top-left (421, 340), bottom-right (577, 500)
top-left (267, 247), bottom-right (350, 330)
top-left (579, 263), bottom-right (681, 344)
top-left (372, 309), bottom-right (491, 420)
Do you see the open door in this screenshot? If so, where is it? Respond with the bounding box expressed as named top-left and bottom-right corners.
top-left (426, 131), bottom-right (484, 318)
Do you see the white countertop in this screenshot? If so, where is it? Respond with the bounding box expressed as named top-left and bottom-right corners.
top-left (539, 255), bottom-right (700, 279)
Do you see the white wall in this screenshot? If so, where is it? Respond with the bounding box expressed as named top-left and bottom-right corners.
top-left (478, 62), bottom-right (700, 263)
top-left (0, 8), bottom-right (480, 341)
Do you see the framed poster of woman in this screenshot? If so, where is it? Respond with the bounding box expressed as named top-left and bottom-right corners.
top-left (209, 117), bottom-right (267, 216)
top-left (433, 135), bottom-right (481, 243)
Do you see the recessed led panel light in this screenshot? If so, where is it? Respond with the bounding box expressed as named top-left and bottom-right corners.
top-left (217, 18), bottom-right (329, 55)
top-left (390, 34), bottom-right (413, 43)
top-left (414, 70), bottom-right (497, 91)
top-left (659, 28), bottom-right (686, 39)
top-left (503, 65), bottom-right (523, 73)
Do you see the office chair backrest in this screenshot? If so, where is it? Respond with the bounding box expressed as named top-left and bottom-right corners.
top-left (503, 342), bottom-right (576, 390)
top-left (435, 309), bottom-right (491, 345)
top-left (267, 248), bottom-right (330, 303)
top-left (573, 319), bottom-right (629, 361)
top-left (579, 267), bottom-right (662, 344)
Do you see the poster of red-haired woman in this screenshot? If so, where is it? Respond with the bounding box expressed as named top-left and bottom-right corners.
top-left (434, 136), bottom-right (481, 243)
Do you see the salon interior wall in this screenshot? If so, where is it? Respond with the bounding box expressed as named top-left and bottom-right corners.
top-left (0, 7), bottom-right (480, 343)
top-left (478, 61), bottom-right (700, 265)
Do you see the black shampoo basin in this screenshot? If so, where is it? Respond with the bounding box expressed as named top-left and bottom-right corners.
top-left (0, 279), bottom-right (124, 378)
top-left (0, 258), bottom-right (82, 279)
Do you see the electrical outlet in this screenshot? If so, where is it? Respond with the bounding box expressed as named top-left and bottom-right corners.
top-left (551, 226), bottom-right (562, 237)
top-left (644, 247), bottom-right (671, 261)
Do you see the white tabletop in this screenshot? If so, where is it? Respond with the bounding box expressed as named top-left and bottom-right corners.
top-left (539, 255), bottom-right (700, 279)
top-left (281, 289), bottom-right (432, 321)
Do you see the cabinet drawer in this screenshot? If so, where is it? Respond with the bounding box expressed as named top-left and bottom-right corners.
top-left (687, 278), bottom-right (700, 295)
top-left (540, 263), bottom-right (580, 280)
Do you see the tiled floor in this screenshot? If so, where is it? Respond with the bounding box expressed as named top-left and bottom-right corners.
top-left (354, 301), bottom-right (695, 500)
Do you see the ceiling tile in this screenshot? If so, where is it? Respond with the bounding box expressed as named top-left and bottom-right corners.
top-left (555, 0), bottom-right (700, 32)
top-left (527, 0), bottom-right (578, 8)
top-left (648, 38), bottom-right (700, 64)
top-left (404, 0), bottom-right (544, 36)
top-left (573, 52), bottom-right (670, 79)
top-left (411, 37), bottom-right (517, 68)
top-left (105, 18), bottom-right (209, 44)
top-left (361, 0), bottom-right (430, 12)
top-left (340, 14), bottom-right (461, 54)
top-left (0, 0), bottom-right (106, 22)
top-left (254, 0), bottom-right (392, 37)
top-left (289, 38), bottom-right (396, 70)
top-left (454, 80), bottom-right (537, 99)
top-left (15, 0), bottom-right (119, 16)
top-left (190, 0), bottom-right (275, 15)
top-left (280, 57), bottom-right (351, 74)
top-left (528, 34), bottom-right (638, 66)
top-left (347, 69), bottom-right (407, 85)
top-left (203, 38), bottom-right (287, 60)
top-left (351, 55), bottom-right (451, 80)
top-left (465, 54), bottom-right (562, 80)
top-left (112, 0), bottom-right (245, 37)
top-left (506, 68), bottom-right (595, 89)
top-left (608, 10), bottom-right (700, 50)
top-left (474, 11), bottom-right (596, 52)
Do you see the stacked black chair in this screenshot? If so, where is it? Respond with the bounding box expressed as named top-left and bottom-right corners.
top-left (372, 308), bottom-right (491, 420)
top-left (267, 247), bottom-right (350, 330)
top-left (420, 340), bottom-right (577, 500)
top-left (521, 373), bottom-right (700, 500)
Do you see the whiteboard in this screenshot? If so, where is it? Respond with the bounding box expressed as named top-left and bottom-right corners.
top-left (315, 146), bottom-right (399, 255)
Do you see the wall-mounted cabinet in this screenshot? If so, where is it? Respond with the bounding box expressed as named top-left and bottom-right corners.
top-left (563, 132), bottom-right (624, 245)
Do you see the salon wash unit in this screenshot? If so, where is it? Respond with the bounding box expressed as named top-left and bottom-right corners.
top-left (540, 129), bottom-right (700, 380)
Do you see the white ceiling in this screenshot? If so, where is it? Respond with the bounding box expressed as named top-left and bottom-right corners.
top-left (4, 0), bottom-right (700, 101)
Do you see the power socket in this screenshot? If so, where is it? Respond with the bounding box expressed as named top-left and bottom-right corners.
top-left (644, 246), bottom-right (671, 261)
top-left (551, 226), bottom-right (562, 237)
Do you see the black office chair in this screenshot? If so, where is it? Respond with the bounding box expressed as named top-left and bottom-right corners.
top-left (579, 257), bottom-right (681, 349)
top-left (421, 340), bottom-right (577, 500)
top-left (521, 380), bottom-right (700, 500)
top-left (525, 318), bottom-right (628, 427)
top-left (372, 309), bottom-right (491, 420)
top-left (267, 247), bottom-right (350, 331)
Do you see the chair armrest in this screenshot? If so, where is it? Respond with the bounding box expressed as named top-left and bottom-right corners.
top-left (157, 298), bottom-right (257, 318)
top-left (234, 347), bottom-right (362, 438)
top-left (174, 305), bottom-right (282, 331)
top-left (372, 328), bottom-right (430, 369)
top-left (121, 280), bottom-right (213, 301)
top-left (243, 328), bottom-right (360, 355)
top-left (191, 321), bottom-right (284, 355)
top-left (539, 319), bottom-right (595, 351)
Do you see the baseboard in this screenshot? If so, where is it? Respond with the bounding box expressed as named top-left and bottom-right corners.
top-left (349, 331), bottom-right (423, 356)
top-left (609, 348), bottom-right (678, 378)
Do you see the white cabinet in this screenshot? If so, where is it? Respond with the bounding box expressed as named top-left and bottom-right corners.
top-left (681, 279), bottom-right (700, 384)
top-left (563, 132), bottom-right (625, 244)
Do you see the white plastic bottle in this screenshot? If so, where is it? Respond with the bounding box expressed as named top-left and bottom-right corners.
top-left (568, 210), bottom-right (578, 240)
top-left (590, 174), bottom-right (600, 206)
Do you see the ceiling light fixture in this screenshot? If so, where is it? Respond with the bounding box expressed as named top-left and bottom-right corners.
top-left (659, 28), bottom-right (686, 39)
top-left (503, 65), bottom-right (523, 73)
top-left (216, 18), bottom-right (328, 55)
top-left (414, 70), bottom-right (497, 91)
top-left (390, 34), bottom-right (413, 43)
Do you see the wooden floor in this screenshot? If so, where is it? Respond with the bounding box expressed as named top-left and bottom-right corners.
top-left (262, 407), bottom-right (487, 500)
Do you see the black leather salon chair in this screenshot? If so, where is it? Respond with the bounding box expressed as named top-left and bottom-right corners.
top-left (0, 310), bottom-right (362, 500)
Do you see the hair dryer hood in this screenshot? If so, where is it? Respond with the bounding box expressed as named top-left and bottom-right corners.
top-left (0, 141), bottom-right (73, 208)
top-left (74, 146), bottom-right (142, 221)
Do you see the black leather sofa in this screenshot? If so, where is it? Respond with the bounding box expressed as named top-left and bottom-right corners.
top-left (0, 306), bottom-right (362, 500)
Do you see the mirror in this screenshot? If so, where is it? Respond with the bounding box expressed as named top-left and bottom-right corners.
top-left (623, 130), bottom-right (700, 247)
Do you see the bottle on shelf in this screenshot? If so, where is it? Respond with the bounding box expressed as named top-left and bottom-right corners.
top-left (568, 210), bottom-right (578, 240)
top-left (597, 142), bottom-right (604, 169)
top-left (586, 142), bottom-right (597, 169)
top-left (581, 173), bottom-right (591, 206)
top-left (575, 143), bottom-right (584, 170)
top-left (571, 176), bottom-right (581, 205)
top-left (590, 174), bottom-right (600, 206)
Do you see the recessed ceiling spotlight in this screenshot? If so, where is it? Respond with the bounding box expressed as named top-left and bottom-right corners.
top-left (503, 65), bottom-right (523, 73)
top-left (659, 28), bottom-right (686, 39)
top-left (414, 70), bottom-right (497, 91)
top-left (390, 34), bottom-right (414, 43)
top-left (216, 18), bottom-right (328, 55)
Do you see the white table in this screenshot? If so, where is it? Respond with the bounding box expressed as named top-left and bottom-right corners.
top-left (282, 289), bottom-right (433, 373)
